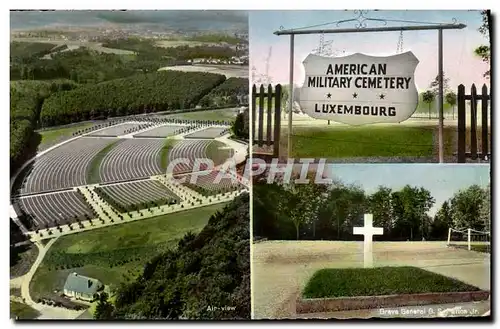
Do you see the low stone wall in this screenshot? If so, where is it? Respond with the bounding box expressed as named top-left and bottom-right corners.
top-left (296, 291), bottom-right (490, 314)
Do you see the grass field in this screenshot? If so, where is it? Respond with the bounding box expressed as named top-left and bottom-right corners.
top-left (450, 243), bottom-right (491, 254)
top-left (158, 64), bottom-right (248, 78)
top-left (155, 40), bottom-right (212, 48)
top-left (30, 203), bottom-right (227, 301)
top-left (10, 301), bottom-right (40, 320)
top-left (38, 122), bottom-right (95, 150)
top-left (302, 267), bottom-right (481, 299)
top-left (282, 125), bottom-right (436, 158)
top-left (86, 140), bottom-right (121, 183)
top-left (160, 138), bottom-right (176, 170)
top-left (206, 140), bottom-right (234, 165)
top-left (273, 125), bottom-right (465, 160)
top-left (165, 108), bottom-right (239, 121)
top-left (471, 245), bottom-right (491, 253)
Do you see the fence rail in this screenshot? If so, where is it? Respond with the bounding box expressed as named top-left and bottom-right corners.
top-left (457, 83), bottom-right (491, 163)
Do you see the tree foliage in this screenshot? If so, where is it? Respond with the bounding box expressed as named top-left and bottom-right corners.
top-left (101, 38), bottom-right (239, 61)
top-left (10, 47), bottom-right (175, 82)
top-left (445, 91), bottom-right (457, 108)
top-left (449, 185), bottom-right (488, 231)
top-left (110, 194), bottom-right (250, 320)
top-left (231, 108), bottom-right (249, 139)
top-left (199, 78), bottom-right (248, 107)
top-left (421, 90), bottom-right (435, 114)
top-left (10, 41), bottom-right (56, 63)
top-left (39, 71), bottom-right (226, 127)
top-left (253, 173), bottom-right (492, 241)
top-left (474, 10), bottom-right (491, 78)
top-left (429, 73), bottom-right (450, 95)
top-left (94, 292), bottom-right (115, 320)
top-left (10, 79), bottom-right (79, 170)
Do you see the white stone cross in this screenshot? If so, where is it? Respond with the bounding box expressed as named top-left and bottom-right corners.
top-left (353, 214), bottom-right (384, 268)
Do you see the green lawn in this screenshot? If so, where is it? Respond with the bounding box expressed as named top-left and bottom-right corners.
top-left (30, 203), bottom-right (227, 301)
top-left (10, 301), bottom-right (40, 320)
top-left (160, 138), bottom-right (177, 170)
top-left (303, 267), bottom-right (481, 299)
top-left (206, 140), bottom-right (234, 165)
top-left (471, 245), bottom-right (490, 253)
top-left (166, 109), bottom-right (238, 121)
top-left (38, 122), bottom-right (95, 149)
top-left (284, 125), bottom-right (437, 158)
top-left (86, 140), bottom-right (121, 183)
top-left (450, 244), bottom-right (491, 254)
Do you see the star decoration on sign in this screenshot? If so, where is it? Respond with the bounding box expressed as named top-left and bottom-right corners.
top-left (379, 93), bottom-right (385, 100)
top-left (352, 92), bottom-right (358, 99)
top-left (326, 93), bottom-right (332, 99)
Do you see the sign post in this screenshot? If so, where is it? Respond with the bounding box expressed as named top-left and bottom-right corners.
top-left (438, 28), bottom-right (444, 163)
top-left (288, 34), bottom-right (294, 158)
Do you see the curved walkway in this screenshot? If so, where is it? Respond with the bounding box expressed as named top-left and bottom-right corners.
top-left (18, 237), bottom-right (85, 319)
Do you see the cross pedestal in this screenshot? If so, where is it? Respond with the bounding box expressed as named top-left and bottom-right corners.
top-left (353, 214), bottom-right (384, 268)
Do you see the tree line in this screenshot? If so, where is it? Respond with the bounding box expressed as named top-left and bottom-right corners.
top-left (10, 41), bottom-right (57, 63)
top-left (39, 70), bottom-right (226, 127)
top-left (95, 194), bottom-right (250, 320)
top-left (253, 172), bottom-right (490, 241)
top-left (199, 77), bottom-right (249, 107)
top-left (10, 47), bottom-right (175, 83)
top-left (10, 80), bottom-right (79, 170)
top-left (101, 38), bottom-right (240, 61)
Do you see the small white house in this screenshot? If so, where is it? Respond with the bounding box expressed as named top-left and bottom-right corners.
top-left (63, 273), bottom-right (103, 302)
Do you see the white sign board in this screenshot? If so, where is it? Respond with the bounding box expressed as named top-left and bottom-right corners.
top-left (298, 51), bottom-right (419, 125)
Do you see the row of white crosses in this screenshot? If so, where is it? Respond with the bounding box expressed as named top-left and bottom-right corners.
top-left (353, 214), bottom-right (384, 268)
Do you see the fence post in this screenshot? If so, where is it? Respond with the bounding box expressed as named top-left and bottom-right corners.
top-left (481, 84), bottom-right (489, 159)
top-left (467, 228), bottom-right (472, 251)
top-left (274, 85), bottom-right (282, 157)
top-left (251, 84), bottom-right (256, 145)
top-left (266, 84), bottom-right (273, 147)
top-left (457, 84), bottom-right (466, 163)
top-left (470, 84), bottom-right (478, 160)
top-left (258, 85), bottom-right (265, 147)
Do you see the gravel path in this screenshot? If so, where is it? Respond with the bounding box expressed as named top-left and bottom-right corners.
top-left (252, 241), bottom-right (490, 319)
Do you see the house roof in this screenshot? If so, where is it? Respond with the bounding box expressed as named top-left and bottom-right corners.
top-left (63, 272), bottom-right (102, 295)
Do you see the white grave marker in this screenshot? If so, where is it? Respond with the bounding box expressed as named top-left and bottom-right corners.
top-left (353, 214), bottom-right (384, 268)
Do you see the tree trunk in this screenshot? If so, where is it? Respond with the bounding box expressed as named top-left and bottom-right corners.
top-left (296, 224), bottom-right (300, 240)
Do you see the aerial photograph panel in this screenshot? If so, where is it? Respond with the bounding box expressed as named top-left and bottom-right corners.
top-left (9, 10), bottom-right (250, 320)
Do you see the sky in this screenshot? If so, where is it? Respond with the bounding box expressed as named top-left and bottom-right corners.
top-left (323, 163), bottom-right (491, 217)
top-left (250, 10), bottom-right (490, 91)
